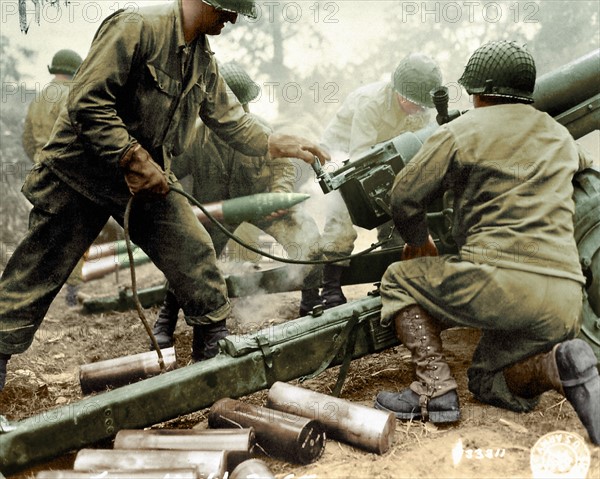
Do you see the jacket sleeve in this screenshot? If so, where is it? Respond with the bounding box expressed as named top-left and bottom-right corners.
top-left (577, 143), bottom-right (597, 172)
top-left (267, 157), bottom-right (296, 193)
top-left (390, 126), bottom-right (456, 245)
top-left (348, 97), bottom-right (382, 160)
top-left (199, 64), bottom-right (269, 158)
top-left (66, 11), bottom-right (141, 166)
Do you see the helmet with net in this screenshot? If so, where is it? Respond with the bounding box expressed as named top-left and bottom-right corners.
top-left (392, 53), bottom-right (443, 108)
top-left (458, 40), bottom-right (536, 103)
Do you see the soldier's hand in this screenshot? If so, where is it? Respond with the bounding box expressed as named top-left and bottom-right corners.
top-left (119, 144), bottom-right (169, 197)
top-left (268, 132), bottom-right (330, 165)
top-left (401, 235), bottom-right (438, 260)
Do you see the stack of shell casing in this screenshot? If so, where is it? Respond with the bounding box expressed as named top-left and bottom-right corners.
top-left (34, 383), bottom-right (396, 478)
top-left (35, 429), bottom-right (266, 479)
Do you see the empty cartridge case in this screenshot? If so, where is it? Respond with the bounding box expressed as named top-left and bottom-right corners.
top-left (114, 428), bottom-right (255, 469)
top-left (36, 469), bottom-right (198, 479)
top-left (266, 381), bottom-right (396, 454)
top-left (208, 398), bottom-right (325, 464)
top-left (79, 347), bottom-right (177, 394)
top-left (73, 449), bottom-right (226, 478)
top-left (229, 459), bottom-right (275, 479)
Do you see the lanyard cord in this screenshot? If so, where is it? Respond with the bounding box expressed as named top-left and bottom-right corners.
top-left (169, 184), bottom-right (394, 265)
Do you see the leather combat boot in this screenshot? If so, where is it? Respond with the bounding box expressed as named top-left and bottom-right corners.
top-left (375, 305), bottom-right (460, 423)
top-left (150, 290), bottom-right (180, 350)
top-left (299, 288), bottom-right (322, 316)
top-left (321, 264), bottom-right (347, 309)
top-left (504, 339), bottom-right (600, 444)
top-left (0, 353), bottom-right (10, 392)
top-left (191, 320), bottom-right (229, 363)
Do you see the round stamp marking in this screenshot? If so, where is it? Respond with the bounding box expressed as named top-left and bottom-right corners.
top-left (530, 430), bottom-right (591, 479)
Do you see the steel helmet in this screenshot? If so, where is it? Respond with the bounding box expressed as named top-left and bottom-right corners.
top-left (392, 53), bottom-right (442, 108)
top-left (219, 61), bottom-right (260, 104)
top-left (458, 40), bottom-right (536, 103)
top-left (47, 49), bottom-right (83, 76)
top-left (202, 0), bottom-right (258, 19)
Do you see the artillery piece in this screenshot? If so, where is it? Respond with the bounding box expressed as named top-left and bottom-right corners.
top-left (0, 50), bottom-right (598, 476)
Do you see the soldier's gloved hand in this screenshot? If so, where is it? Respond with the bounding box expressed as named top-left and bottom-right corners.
top-left (401, 234), bottom-right (438, 260)
top-left (268, 132), bottom-right (330, 165)
top-left (119, 144), bottom-right (169, 196)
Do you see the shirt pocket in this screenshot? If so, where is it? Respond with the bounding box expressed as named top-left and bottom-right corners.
top-left (132, 63), bottom-right (182, 142)
top-left (172, 81), bottom-right (206, 156)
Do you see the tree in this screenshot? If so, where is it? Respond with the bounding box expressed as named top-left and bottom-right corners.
top-left (530, 0), bottom-right (599, 73)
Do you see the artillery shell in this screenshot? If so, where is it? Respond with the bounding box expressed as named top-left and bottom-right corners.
top-left (193, 192), bottom-right (310, 224)
top-left (229, 459), bottom-right (275, 479)
top-left (36, 469), bottom-right (198, 479)
top-left (208, 398), bottom-right (326, 465)
top-left (73, 449), bottom-right (226, 477)
top-left (79, 347), bottom-right (177, 394)
top-left (266, 381), bottom-right (396, 454)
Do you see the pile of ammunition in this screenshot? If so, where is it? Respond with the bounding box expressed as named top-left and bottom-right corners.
top-left (33, 382), bottom-right (396, 478)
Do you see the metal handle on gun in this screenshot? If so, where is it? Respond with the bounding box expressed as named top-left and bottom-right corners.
top-left (311, 155), bottom-right (334, 192)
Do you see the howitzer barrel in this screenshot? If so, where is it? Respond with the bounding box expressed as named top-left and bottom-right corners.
top-left (208, 398), bottom-right (326, 465)
top-left (267, 381), bottom-right (396, 454)
top-left (533, 49), bottom-right (600, 139)
top-left (533, 49), bottom-right (600, 117)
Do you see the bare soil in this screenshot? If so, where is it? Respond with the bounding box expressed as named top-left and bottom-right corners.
top-left (1, 257), bottom-right (599, 479)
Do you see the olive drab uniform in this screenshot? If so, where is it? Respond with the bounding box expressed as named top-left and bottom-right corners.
top-left (171, 119), bottom-right (323, 280)
top-left (0, 0), bottom-right (269, 355)
top-left (380, 104), bottom-right (593, 412)
top-left (22, 77), bottom-right (87, 299)
top-left (22, 79), bottom-right (72, 164)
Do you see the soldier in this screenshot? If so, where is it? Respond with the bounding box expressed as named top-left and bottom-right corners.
top-left (22, 49), bottom-right (83, 163)
top-left (374, 41), bottom-right (599, 444)
top-left (318, 53), bottom-right (442, 310)
top-left (22, 49), bottom-right (85, 307)
top-left (152, 60), bottom-right (323, 354)
top-left (0, 0), bottom-right (329, 392)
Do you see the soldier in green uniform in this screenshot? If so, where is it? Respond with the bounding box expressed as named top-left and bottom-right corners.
top-left (0, 0), bottom-right (329, 392)
top-left (22, 49), bottom-right (83, 163)
top-left (374, 41), bottom-right (599, 445)
top-left (152, 60), bottom-right (323, 354)
top-left (318, 53), bottom-right (442, 311)
top-left (22, 49), bottom-right (85, 307)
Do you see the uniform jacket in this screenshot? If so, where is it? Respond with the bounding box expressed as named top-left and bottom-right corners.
top-left (390, 103), bottom-right (593, 283)
top-left (320, 81), bottom-right (430, 160)
top-left (39, 0), bottom-right (269, 206)
top-left (22, 79), bottom-right (72, 163)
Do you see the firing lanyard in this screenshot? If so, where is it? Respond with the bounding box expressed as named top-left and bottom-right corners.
top-left (169, 184), bottom-right (395, 265)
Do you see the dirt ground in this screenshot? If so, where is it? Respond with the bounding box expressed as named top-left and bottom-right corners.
top-left (1, 251), bottom-right (599, 479)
